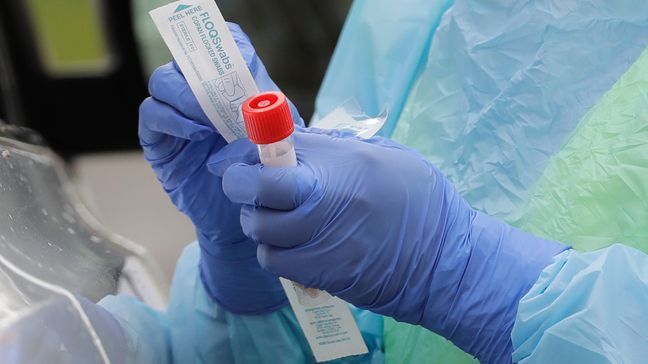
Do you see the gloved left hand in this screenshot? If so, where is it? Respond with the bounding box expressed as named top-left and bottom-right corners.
top-left (139, 23), bottom-right (302, 314)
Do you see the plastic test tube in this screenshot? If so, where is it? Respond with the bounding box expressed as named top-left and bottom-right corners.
top-left (242, 91), bottom-right (328, 298)
top-left (242, 91), bottom-right (297, 168)
top-left (242, 92), bottom-right (368, 361)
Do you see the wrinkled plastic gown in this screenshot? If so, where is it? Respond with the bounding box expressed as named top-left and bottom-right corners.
top-left (513, 49), bottom-right (648, 359)
top-left (315, 0), bottom-right (648, 362)
top-left (0, 123), bottom-right (167, 363)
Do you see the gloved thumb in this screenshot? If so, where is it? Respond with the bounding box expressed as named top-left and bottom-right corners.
top-left (206, 138), bottom-right (259, 177)
top-left (222, 162), bottom-right (316, 211)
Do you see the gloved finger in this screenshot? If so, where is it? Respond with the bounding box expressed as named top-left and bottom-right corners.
top-left (257, 244), bottom-right (327, 291)
top-left (148, 62), bottom-right (210, 124)
top-left (257, 243), bottom-right (307, 282)
top-left (206, 138), bottom-right (259, 177)
top-left (139, 97), bottom-right (212, 144)
top-left (241, 205), bottom-right (316, 248)
top-left (222, 162), bottom-right (316, 210)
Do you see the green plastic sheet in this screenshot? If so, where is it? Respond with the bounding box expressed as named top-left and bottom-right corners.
top-left (518, 47), bottom-right (648, 253)
top-left (384, 45), bottom-right (648, 364)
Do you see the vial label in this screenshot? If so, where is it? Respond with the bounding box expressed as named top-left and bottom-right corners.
top-left (280, 278), bottom-right (369, 362)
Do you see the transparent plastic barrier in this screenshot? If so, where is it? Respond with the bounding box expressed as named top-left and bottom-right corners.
top-left (0, 128), bottom-right (167, 362)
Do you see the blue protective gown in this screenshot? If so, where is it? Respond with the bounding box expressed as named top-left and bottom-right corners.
top-left (99, 242), bottom-right (385, 363)
top-left (98, 242), bottom-right (648, 363)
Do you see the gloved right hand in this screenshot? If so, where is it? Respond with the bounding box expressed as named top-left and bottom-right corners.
top-left (221, 128), bottom-right (568, 363)
top-left (139, 23), bottom-right (300, 314)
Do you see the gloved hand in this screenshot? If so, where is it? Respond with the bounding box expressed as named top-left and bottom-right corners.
top-left (219, 128), bottom-right (569, 363)
top-left (139, 23), bottom-right (302, 314)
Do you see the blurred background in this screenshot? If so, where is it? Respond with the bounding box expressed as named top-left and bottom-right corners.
top-left (0, 0), bottom-right (352, 281)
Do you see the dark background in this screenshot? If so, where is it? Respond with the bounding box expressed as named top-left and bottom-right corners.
top-left (0, 0), bottom-right (351, 157)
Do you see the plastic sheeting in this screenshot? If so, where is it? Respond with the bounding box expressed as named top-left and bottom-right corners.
top-left (166, 243), bottom-right (385, 364)
top-left (314, 0), bottom-right (453, 133)
top-left (383, 318), bottom-right (477, 364)
top-left (513, 52), bottom-right (648, 358)
top-left (518, 47), bottom-right (648, 253)
top-left (0, 296), bottom-right (129, 363)
top-left (102, 242), bottom-right (386, 364)
top-left (316, 0), bottom-right (648, 362)
top-left (0, 129), bottom-right (167, 362)
top-left (513, 51), bottom-right (648, 360)
top-left (390, 0), bottom-right (648, 221)
top-left (512, 246), bottom-right (648, 363)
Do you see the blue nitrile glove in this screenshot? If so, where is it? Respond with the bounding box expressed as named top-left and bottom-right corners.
top-left (219, 128), bottom-right (569, 363)
top-left (139, 23), bottom-right (302, 314)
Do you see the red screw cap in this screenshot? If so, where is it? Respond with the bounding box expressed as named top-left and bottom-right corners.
top-left (242, 91), bottom-right (294, 144)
